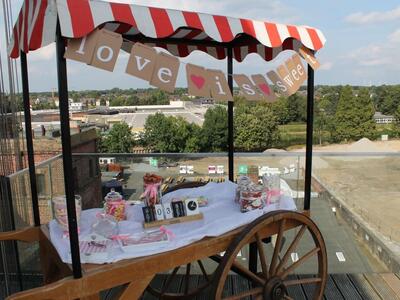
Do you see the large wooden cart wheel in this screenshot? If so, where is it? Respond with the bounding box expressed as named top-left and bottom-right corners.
top-left (146, 181), bottom-right (216, 299)
top-left (146, 259), bottom-right (216, 299)
top-left (210, 210), bottom-right (327, 300)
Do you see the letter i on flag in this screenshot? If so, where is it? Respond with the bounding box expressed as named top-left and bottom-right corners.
top-left (207, 69), bottom-right (233, 101)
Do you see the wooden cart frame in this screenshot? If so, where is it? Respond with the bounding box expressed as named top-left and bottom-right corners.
top-left (5, 1), bottom-right (327, 299)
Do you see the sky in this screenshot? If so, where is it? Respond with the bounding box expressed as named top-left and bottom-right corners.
top-left (1, 0), bottom-right (400, 92)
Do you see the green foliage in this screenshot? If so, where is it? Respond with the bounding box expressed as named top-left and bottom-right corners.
top-left (109, 90), bottom-right (169, 106)
top-left (269, 93), bottom-right (306, 124)
top-left (234, 104), bottom-right (280, 151)
top-left (100, 122), bottom-right (135, 153)
top-left (332, 86), bottom-right (376, 142)
top-left (142, 113), bottom-right (202, 153)
top-left (391, 105), bottom-right (400, 137)
top-left (271, 97), bottom-right (290, 124)
top-left (32, 101), bottom-right (57, 110)
top-left (201, 106), bottom-right (228, 152)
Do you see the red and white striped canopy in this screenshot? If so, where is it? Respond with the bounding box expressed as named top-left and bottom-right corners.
top-left (9, 0), bottom-right (326, 62)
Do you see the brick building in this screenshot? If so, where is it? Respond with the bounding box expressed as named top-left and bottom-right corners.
top-left (9, 129), bottom-right (102, 226)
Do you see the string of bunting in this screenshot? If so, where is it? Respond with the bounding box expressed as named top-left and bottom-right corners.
top-left (64, 28), bottom-right (321, 102)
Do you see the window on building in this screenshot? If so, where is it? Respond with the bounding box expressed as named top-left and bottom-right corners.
top-left (89, 159), bottom-right (94, 177)
top-left (36, 173), bottom-right (46, 195)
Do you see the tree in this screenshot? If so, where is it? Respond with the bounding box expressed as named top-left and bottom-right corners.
top-left (287, 93), bottom-right (307, 123)
top-left (270, 97), bottom-right (290, 124)
top-left (201, 106), bottom-right (228, 152)
top-left (100, 122), bottom-right (135, 153)
top-left (142, 113), bottom-right (202, 153)
top-left (355, 88), bottom-right (376, 138)
top-left (234, 104), bottom-right (280, 151)
top-left (392, 104), bottom-right (400, 137)
top-left (332, 86), bottom-right (376, 142)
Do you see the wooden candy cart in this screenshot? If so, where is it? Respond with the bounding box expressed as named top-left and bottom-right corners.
top-left (3, 0), bottom-right (327, 299)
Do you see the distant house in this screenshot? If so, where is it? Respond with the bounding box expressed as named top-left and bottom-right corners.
top-left (69, 102), bottom-right (87, 111)
top-left (373, 112), bottom-right (395, 124)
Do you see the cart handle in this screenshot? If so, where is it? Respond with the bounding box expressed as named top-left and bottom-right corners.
top-left (0, 226), bottom-right (40, 243)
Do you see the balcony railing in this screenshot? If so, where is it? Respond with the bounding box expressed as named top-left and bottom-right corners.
top-left (2, 151), bottom-right (400, 296)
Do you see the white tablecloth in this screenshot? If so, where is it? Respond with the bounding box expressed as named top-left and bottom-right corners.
top-left (49, 181), bottom-right (297, 264)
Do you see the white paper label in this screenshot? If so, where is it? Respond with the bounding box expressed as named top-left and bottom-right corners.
top-left (163, 203), bottom-right (174, 219)
top-left (185, 198), bottom-right (200, 216)
top-left (154, 204), bottom-right (165, 221)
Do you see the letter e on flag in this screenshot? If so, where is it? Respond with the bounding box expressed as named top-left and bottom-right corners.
top-left (150, 52), bottom-right (180, 93)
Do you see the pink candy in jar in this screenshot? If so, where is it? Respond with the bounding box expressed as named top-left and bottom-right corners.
top-left (239, 189), bottom-right (266, 213)
top-left (51, 195), bottom-right (82, 234)
top-left (104, 189), bottom-right (126, 222)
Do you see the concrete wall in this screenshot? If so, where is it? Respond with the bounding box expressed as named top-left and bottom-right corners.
top-left (313, 175), bottom-right (400, 273)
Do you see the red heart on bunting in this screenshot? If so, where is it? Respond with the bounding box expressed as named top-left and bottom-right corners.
top-left (258, 83), bottom-right (271, 95)
top-left (191, 75), bottom-right (206, 89)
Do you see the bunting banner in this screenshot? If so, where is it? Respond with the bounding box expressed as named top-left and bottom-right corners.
top-left (251, 75), bottom-right (277, 103)
top-left (186, 64), bottom-right (211, 97)
top-left (233, 74), bottom-right (262, 101)
top-left (64, 29), bottom-right (320, 99)
top-left (90, 29), bottom-right (123, 72)
top-left (64, 29), bottom-right (100, 64)
top-left (285, 54), bottom-right (307, 90)
top-left (149, 52), bottom-right (180, 93)
top-left (299, 46), bottom-right (321, 70)
top-left (126, 43), bottom-right (157, 82)
top-left (207, 69), bottom-right (233, 102)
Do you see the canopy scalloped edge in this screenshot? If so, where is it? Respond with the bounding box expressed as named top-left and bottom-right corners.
top-left (8, 0), bottom-right (326, 62)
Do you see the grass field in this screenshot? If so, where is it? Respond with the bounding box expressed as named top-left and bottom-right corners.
top-left (277, 123), bottom-right (396, 149)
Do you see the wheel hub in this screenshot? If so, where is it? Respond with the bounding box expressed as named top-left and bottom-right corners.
top-left (263, 277), bottom-right (287, 300)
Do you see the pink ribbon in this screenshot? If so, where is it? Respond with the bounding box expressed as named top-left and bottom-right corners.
top-left (160, 226), bottom-right (175, 240)
top-left (142, 183), bottom-right (161, 205)
top-left (266, 189), bottom-right (282, 206)
top-left (110, 234), bottom-right (131, 241)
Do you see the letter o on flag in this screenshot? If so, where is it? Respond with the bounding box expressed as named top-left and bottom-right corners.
top-left (97, 46), bottom-right (114, 63)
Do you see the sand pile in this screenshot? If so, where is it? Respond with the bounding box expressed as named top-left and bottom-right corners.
top-left (347, 138), bottom-right (396, 152)
top-left (264, 148), bottom-right (287, 153)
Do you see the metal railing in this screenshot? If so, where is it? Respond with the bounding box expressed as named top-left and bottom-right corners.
top-left (2, 151), bottom-right (400, 295)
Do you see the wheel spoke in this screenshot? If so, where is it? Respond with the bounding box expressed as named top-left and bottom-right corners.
top-left (276, 225), bottom-right (307, 275)
top-left (197, 260), bottom-right (210, 282)
top-left (255, 232), bottom-right (269, 278)
top-left (160, 266), bottom-right (180, 294)
top-left (184, 263), bottom-right (191, 294)
top-left (269, 218), bottom-right (286, 276)
top-left (231, 260), bottom-right (266, 286)
top-left (284, 295), bottom-right (294, 300)
top-left (223, 287), bottom-right (263, 300)
top-left (284, 277), bottom-right (322, 286)
top-left (279, 247), bottom-right (320, 279)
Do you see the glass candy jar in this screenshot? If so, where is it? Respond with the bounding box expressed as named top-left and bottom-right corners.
top-left (104, 189), bottom-right (126, 222)
top-left (239, 187), bottom-right (266, 213)
top-left (51, 195), bottom-right (82, 234)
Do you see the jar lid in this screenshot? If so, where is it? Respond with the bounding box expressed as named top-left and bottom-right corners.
top-left (105, 188), bottom-right (123, 201)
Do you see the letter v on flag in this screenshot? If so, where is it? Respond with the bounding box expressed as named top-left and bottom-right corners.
top-left (126, 43), bottom-right (157, 81)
